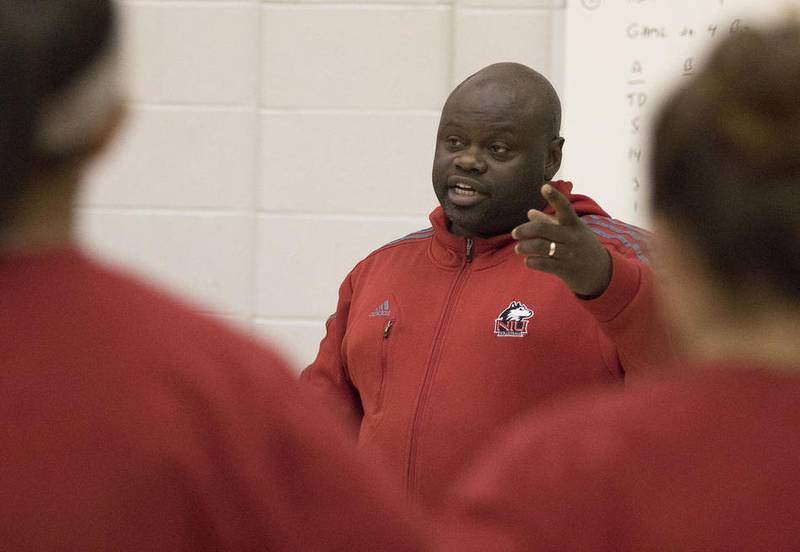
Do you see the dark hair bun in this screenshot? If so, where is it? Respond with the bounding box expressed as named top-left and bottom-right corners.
top-left (0, 0), bottom-right (115, 226)
top-left (652, 22), bottom-right (800, 302)
top-left (707, 26), bottom-right (800, 171)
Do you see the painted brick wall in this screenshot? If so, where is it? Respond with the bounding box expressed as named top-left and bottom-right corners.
top-left (78, 0), bottom-right (566, 370)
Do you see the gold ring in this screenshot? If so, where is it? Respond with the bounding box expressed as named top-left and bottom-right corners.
top-left (548, 241), bottom-right (557, 258)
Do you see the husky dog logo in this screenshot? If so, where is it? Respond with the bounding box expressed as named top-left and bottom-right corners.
top-left (494, 301), bottom-right (534, 337)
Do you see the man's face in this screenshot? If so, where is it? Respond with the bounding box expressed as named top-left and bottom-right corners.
top-left (432, 82), bottom-right (558, 238)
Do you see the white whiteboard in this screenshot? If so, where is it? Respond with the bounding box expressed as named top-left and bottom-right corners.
top-left (561, 0), bottom-right (798, 227)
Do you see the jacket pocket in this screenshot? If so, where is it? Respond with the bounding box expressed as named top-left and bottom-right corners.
top-left (375, 318), bottom-right (395, 411)
top-left (343, 294), bottom-right (401, 418)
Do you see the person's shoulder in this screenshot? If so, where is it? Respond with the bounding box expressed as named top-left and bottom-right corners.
top-left (79, 252), bottom-right (295, 381)
top-left (444, 367), bottom-right (800, 551)
top-left (490, 373), bottom-right (709, 462)
top-left (450, 373), bottom-right (704, 528)
top-left (19, 252), bottom-right (303, 457)
top-left (80, 253), bottom-right (224, 326)
top-left (581, 214), bottom-right (651, 264)
top-left (512, 383), bottom-right (635, 453)
top-left (498, 366), bottom-right (794, 462)
top-left (533, 370), bottom-right (710, 422)
top-left (442, 382), bottom-right (642, 550)
top-left (370, 226), bottom-right (433, 256)
top-left (349, 226), bottom-right (434, 274)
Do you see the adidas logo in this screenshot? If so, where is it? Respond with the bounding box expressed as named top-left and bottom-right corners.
top-left (369, 299), bottom-right (391, 317)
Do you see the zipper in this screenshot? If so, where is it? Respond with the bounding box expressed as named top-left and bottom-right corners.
top-left (376, 319), bottom-right (394, 411)
top-left (405, 238), bottom-right (474, 497)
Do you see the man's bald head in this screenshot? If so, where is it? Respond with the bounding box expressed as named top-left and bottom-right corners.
top-left (432, 62), bottom-right (566, 238)
top-left (446, 62), bottom-right (562, 140)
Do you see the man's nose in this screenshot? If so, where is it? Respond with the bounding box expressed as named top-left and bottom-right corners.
top-left (455, 146), bottom-right (487, 174)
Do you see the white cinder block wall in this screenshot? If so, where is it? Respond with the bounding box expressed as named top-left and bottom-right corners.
top-left (79, 0), bottom-right (566, 371)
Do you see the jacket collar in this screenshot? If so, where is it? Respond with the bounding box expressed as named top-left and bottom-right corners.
top-left (427, 181), bottom-right (608, 269)
top-left (545, 181), bottom-right (609, 219)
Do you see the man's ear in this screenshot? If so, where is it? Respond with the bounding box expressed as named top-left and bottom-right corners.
top-left (544, 137), bottom-right (565, 181)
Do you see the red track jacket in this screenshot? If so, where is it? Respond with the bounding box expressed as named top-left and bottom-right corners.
top-left (303, 181), bottom-right (671, 507)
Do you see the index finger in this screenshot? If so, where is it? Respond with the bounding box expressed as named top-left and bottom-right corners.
top-left (542, 183), bottom-right (580, 226)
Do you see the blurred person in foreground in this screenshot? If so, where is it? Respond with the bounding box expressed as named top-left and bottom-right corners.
top-left (0, 2), bottom-right (424, 550)
top-left (434, 21), bottom-right (800, 551)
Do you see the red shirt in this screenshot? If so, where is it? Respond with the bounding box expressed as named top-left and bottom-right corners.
top-left (302, 181), bottom-right (671, 508)
top-left (0, 249), bottom-right (423, 551)
top-left (437, 362), bottom-right (800, 551)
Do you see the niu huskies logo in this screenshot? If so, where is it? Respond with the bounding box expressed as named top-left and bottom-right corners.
top-left (494, 301), bottom-right (534, 337)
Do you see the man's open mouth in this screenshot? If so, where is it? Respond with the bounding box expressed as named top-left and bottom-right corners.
top-left (451, 182), bottom-right (479, 196)
top-left (446, 177), bottom-right (487, 207)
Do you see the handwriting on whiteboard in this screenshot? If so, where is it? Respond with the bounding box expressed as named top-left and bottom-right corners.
top-left (561, 0), bottom-right (789, 226)
top-left (623, 17), bottom-right (749, 214)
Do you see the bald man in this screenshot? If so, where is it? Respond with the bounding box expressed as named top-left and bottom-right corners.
top-left (302, 63), bottom-right (671, 508)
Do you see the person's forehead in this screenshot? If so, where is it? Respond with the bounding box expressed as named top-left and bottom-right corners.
top-left (441, 84), bottom-right (547, 132)
top-left (440, 113), bottom-right (520, 132)
top-left (450, 79), bottom-right (523, 108)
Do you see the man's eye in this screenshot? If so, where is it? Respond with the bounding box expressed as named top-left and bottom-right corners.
top-left (446, 137), bottom-right (465, 149)
top-left (490, 144), bottom-right (510, 155)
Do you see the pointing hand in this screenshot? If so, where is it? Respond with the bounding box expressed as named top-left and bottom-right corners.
top-left (512, 184), bottom-right (612, 298)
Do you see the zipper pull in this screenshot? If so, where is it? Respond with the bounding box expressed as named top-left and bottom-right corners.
top-left (383, 319), bottom-right (394, 339)
top-left (465, 238), bottom-right (474, 263)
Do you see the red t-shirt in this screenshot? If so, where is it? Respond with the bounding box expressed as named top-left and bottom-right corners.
top-left (437, 362), bottom-right (800, 551)
top-left (0, 249), bottom-right (423, 551)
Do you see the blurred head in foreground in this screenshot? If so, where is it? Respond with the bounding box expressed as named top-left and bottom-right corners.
top-left (0, 0), bottom-right (123, 250)
top-left (652, 20), bottom-right (800, 364)
top-left (0, 4), bottom-right (427, 550)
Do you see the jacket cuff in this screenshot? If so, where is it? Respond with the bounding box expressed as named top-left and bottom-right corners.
top-left (580, 249), bottom-right (641, 323)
